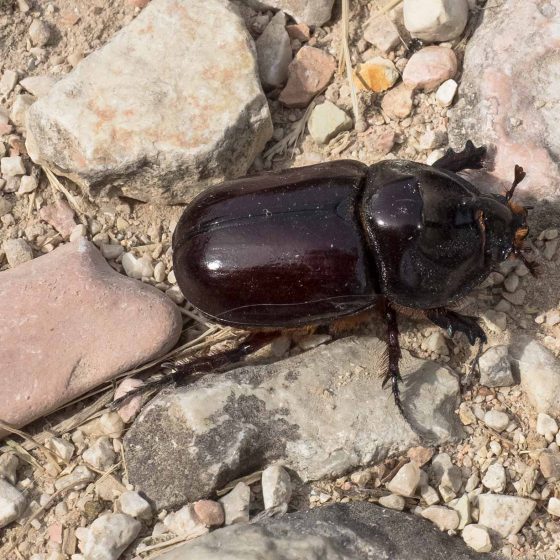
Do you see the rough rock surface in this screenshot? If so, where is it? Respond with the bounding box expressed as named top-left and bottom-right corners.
top-left (403, 0), bottom-right (469, 42)
top-left (25, 0), bottom-right (272, 204)
top-left (448, 0), bottom-right (560, 202)
top-left (125, 336), bottom-right (463, 509)
top-left (510, 335), bottom-right (560, 415)
top-left (156, 502), bottom-right (492, 559)
top-left (242, 0), bottom-right (335, 26)
top-left (0, 239), bottom-right (182, 437)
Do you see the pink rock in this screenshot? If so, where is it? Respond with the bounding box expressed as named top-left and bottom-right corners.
top-left (381, 83), bottom-right (414, 119)
top-left (449, 0), bottom-right (560, 201)
top-left (403, 46), bottom-right (457, 92)
top-left (0, 240), bottom-right (181, 438)
top-left (193, 500), bottom-right (225, 527)
top-left (48, 522), bottom-right (63, 543)
top-left (114, 378), bottom-right (145, 423)
top-left (364, 12), bottom-right (401, 54)
top-left (279, 46), bottom-right (336, 108)
top-left (286, 23), bottom-right (311, 42)
top-left (39, 200), bottom-right (77, 239)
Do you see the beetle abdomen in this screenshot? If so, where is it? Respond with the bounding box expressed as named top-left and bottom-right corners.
top-left (173, 161), bottom-right (381, 327)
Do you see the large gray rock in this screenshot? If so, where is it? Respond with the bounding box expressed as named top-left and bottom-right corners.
top-left (510, 336), bottom-right (560, 416)
top-left (157, 502), bottom-right (494, 559)
top-left (26, 0), bottom-right (272, 204)
top-left (0, 240), bottom-right (182, 438)
top-left (448, 0), bottom-right (560, 203)
top-left (242, 0), bottom-right (335, 26)
top-left (125, 336), bottom-right (463, 509)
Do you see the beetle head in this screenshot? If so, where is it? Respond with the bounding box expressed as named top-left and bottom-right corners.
top-left (478, 165), bottom-right (536, 274)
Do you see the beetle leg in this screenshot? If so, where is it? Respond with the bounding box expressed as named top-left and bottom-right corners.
top-left (432, 140), bottom-right (487, 172)
top-left (381, 299), bottom-right (404, 414)
top-left (425, 308), bottom-right (487, 346)
top-left (110, 331), bottom-right (279, 409)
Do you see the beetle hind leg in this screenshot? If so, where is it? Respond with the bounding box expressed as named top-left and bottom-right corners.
top-left (381, 299), bottom-right (405, 415)
top-left (432, 140), bottom-right (486, 172)
top-left (110, 331), bottom-right (279, 409)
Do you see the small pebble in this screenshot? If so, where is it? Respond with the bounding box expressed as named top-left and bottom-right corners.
top-left (421, 505), bottom-right (459, 531)
top-left (536, 413), bottom-right (559, 438)
top-left (0, 479), bottom-right (27, 529)
top-left (3, 238), bottom-right (33, 267)
top-left (547, 497), bottom-right (560, 517)
top-left (462, 524), bottom-right (492, 553)
top-left (193, 500), bottom-right (225, 527)
top-left (1, 156), bottom-right (26, 176)
top-left (262, 465), bottom-right (292, 509)
top-left (219, 482), bottom-right (250, 525)
top-left (119, 491), bottom-right (152, 520)
top-left (29, 19), bottom-right (51, 47)
top-left (483, 410), bottom-right (510, 432)
top-left (435, 79), bottom-right (458, 106)
top-left (482, 462), bottom-right (506, 492)
top-left (379, 493), bottom-right (405, 511)
top-left (386, 462), bottom-right (421, 497)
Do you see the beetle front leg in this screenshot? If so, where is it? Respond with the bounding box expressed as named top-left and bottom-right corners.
top-left (432, 140), bottom-right (486, 172)
top-left (381, 299), bottom-right (404, 414)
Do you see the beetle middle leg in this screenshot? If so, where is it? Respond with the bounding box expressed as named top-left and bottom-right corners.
top-left (432, 140), bottom-right (486, 172)
top-left (381, 299), bottom-right (404, 414)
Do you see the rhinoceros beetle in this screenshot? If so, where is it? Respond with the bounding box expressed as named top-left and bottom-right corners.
top-left (112, 142), bottom-right (533, 414)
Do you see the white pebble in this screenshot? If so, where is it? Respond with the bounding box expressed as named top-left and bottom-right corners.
top-left (435, 79), bottom-right (458, 106)
top-left (536, 413), bottom-right (559, 438)
top-left (386, 462), bottom-right (421, 497)
top-left (70, 224), bottom-right (87, 242)
top-left (3, 238), bottom-right (33, 268)
top-left (0, 479), bottom-right (27, 528)
top-left (46, 437), bottom-right (75, 462)
top-left (482, 462), bottom-right (506, 493)
top-left (101, 243), bottom-right (124, 260)
top-left (154, 261), bottom-right (166, 282)
top-left (82, 436), bottom-right (117, 471)
top-left (18, 175), bottom-right (38, 194)
top-left (548, 496), bottom-right (560, 517)
top-left (421, 505), bottom-right (459, 531)
top-left (219, 482), bottom-right (250, 525)
top-left (83, 513), bottom-right (141, 560)
top-left (0, 453), bottom-right (18, 485)
top-left (1, 156), bottom-right (25, 176)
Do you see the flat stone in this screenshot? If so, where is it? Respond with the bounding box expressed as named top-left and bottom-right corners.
top-left (256, 11), bottom-right (292, 88)
top-left (119, 491), bottom-right (152, 520)
top-left (548, 497), bottom-right (560, 517)
top-left (279, 46), bottom-right (336, 108)
top-left (1, 156), bottom-right (26, 176)
top-left (0, 453), bottom-right (19, 485)
top-left (353, 57), bottom-right (399, 92)
top-left (0, 240), bottom-right (181, 438)
top-left (11, 94), bottom-right (35, 127)
top-left (0, 70), bottom-right (18, 96)
top-left (537, 412), bottom-right (559, 438)
top-left (481, 310), bottom-right (507, 333)
top-left (510, 336), bottom-right (560, 415)
top-left (449, 494), bottom-right (470, 529)
top-left (386, 462), bottom-right (421, 497)
top-left (242, 0), bottom-right (335, 26)
top-left (164, 504), bottom-right (208, 537)
top-left (83, 513), bottom-right (141, 560)
top-left (379, 493), bottom-right (405, 511)
top-left (286, 23), bottom-right (310, 42)
top-left (462, 524), bottom-right (492, 553)
top-left (308, 101), bottom-right (352, 144)
top-left (381, 83), bottom-right (414, 119)
top-left (539, 451), bottom-right (560, 480)
top-left (364, 12), bottom-right (401, 54)
top-left (3, 238), bottom-right (33, 268)
top-left (483, 410), bottom-right (509, 432)
top-left (39, 200), bottom-right (76, 239)
top-left (477, 494), bottom-right (535, 537)
top-left (262, 465), bottom-right (292, 509)
top-left (403, 46), bottom-right (457, 92)
top-left (421, 505), bottom-right (459, 531)
top-left (26, 0), bottom-right (272, 204)
top-left (55, 466), bottom-right (95, 492)
top-left (219, 482), bottom-right (250, 525)
top-left (125, 336), bottom-right (463, 509)
top-left (0, 479), bottom-right (26, 529)
top-left (448, 0), bottom-right (560, 202)
top-left (479, 345), bottom-right (514, 387)
top-left (155, 502), bottom-right (493, 560)
top-left (20, 75), bottom-right (60, 98)
top-left (403, 0), bottom-right (469, 42)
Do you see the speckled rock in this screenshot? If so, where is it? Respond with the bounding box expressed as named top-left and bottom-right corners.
top-left (25, 0), bottom-right (272, 204)
top-left (256, 11), bottom-right (292, 88)
top-left (0, 240), bottom-right (182, 438)
top-left (125, 336), bottom-right (463, 509)
top-left (155, 502), bottom-right (492, 560)
top-left (242, 0), bottom-right (335, 26)
top-left (448, 0), bottom-right (560, 201)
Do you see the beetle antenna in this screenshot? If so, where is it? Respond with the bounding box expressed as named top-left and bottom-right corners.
top-left (505, 165), bottom-right (526, 201)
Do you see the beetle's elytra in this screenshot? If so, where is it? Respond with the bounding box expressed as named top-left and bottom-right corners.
top-left (169, 141), bottom-right (532, 413)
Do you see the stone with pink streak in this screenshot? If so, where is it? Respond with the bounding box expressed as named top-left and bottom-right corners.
top-left (448, 0), bottom-right (560, 202)
top-left (39, 200), bottom-right (76, 239)
top-left (402, 46), bottom-right (457, 92)
top-left (0, 239), bottom-right (181, 439)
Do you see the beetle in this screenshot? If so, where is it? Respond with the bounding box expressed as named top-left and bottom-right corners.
top-left (112, 142), bottom-right (534, 413)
